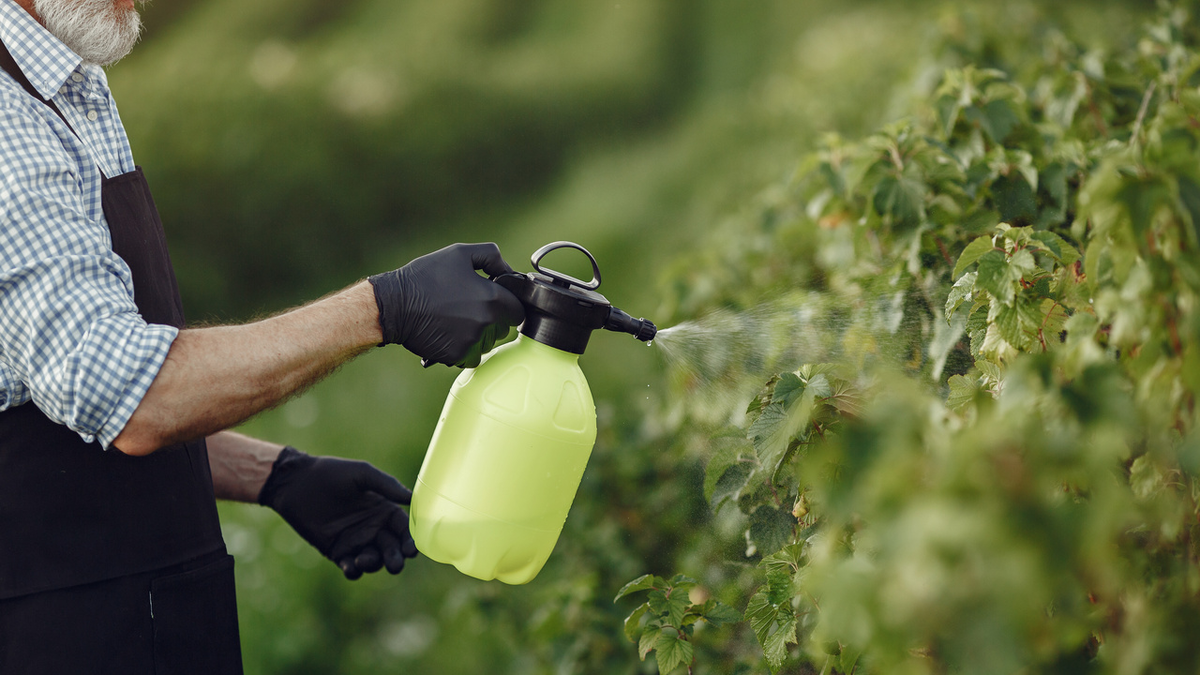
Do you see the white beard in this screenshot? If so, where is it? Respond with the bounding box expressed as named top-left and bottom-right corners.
top-left (32, 0), bottom-right (142, 66)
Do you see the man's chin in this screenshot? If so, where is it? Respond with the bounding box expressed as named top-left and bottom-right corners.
top-left (78, 32), bottom-right (140, 67)
top-left (33, 0), bottom-right (143, 66)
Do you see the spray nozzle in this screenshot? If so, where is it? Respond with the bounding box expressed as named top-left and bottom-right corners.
top-left (604, 307), bottom-right (657, 342)
top-left (494, 241), bottom-right (656, 354)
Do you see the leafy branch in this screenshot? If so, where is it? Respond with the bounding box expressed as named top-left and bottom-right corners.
top-left (614, 574), bottom-right (741, 674)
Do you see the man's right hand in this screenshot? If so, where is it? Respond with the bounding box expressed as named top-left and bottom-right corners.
top-left (369, 243), bottom-right (526, 367)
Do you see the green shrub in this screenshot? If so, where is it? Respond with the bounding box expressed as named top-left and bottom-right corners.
top-left (630, 3), bottom-right (1200, 673)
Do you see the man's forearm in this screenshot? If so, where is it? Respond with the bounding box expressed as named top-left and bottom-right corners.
top-left (207, 430), bottom-right (284, 502)
top-left (112, 281), bottom-right (382, 456)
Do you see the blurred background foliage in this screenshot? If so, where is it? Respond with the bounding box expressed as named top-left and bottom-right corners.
top-left (106, 0), bottom-right (1158, 672)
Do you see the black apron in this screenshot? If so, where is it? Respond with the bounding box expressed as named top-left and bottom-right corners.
top-left (0, 42), bottom-right (242, 674)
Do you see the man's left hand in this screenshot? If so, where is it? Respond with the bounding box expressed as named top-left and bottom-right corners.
top-left (257, 447), bottom-right (418, 579)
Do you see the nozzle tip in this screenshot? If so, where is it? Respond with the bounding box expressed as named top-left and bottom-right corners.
top-left (636, 319), bottom-right (657, 342)
top-left (605, 307), bottom-right (656, 342)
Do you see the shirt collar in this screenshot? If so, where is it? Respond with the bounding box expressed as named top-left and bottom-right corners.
top-left (0, 0), bottom-right (83, 100)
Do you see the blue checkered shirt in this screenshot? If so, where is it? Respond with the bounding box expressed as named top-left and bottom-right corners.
top-left (0, 0), bottom-right (176, 448)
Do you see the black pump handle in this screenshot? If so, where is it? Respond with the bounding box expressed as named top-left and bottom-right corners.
top-left (530, 241), bottom-right (602, 290)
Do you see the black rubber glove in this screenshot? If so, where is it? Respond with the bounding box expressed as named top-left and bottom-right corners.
top-left (257, 447), bottom-right (418, 580)
top-left (369, 242), bottom-right (526, 367)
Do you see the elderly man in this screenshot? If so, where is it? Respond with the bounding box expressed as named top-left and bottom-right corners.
top-left (0, 0), bottom-right (524, 671)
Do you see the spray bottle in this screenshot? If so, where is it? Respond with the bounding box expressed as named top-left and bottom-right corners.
top-left (409, 241), bottom-right (656, 584)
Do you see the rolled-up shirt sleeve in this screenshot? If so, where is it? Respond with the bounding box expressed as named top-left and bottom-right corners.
top-left (0, 101), bottom-right (176, 448)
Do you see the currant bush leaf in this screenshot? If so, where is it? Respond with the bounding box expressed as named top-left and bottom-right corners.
top-left (624, 603), bottom-right (651, 643)
top-left (648, 588), bottom-right (691, 628)
top-left (748, 505), bottom-right (797, 557)
top-left (614, 575), bottom-right (661, 602)
top-left (945, 271), bottom-right (977, 320)
top-left (747, 588), bottom-right (798, 673)
top-left (654, 631), bottom-right (694, 675)
top-left (954, 236), bottom-right (997, 277)
top-left (699, 599), bottom-right (743, 627)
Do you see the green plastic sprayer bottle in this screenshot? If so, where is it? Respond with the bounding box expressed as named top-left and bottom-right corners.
top-left (409, 242), bottom-right (656, 584)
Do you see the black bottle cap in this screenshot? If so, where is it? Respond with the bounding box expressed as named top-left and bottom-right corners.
top-left (495, 242), bottom-right (655, 354)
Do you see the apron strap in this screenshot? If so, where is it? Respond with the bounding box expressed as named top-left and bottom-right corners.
top-left (0, 38), bottom-right (70, 126)
top-left (0, 37), bottom-right (109, 179)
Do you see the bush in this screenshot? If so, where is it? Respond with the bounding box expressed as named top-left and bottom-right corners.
top-left (629, 3), bottom-right (1200, 673)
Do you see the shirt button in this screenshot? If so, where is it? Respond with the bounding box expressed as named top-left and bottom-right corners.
top-left (86, 111), bottom-right (98, 121)
top-left (58, 86), bottom-right (67, 95)
top-left (71, 72), bottom-right (84, 82)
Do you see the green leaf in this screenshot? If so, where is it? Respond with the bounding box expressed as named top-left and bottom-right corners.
top-left (977, 359), bottom-right (1002, 383)
top-left (993, 300), bottom-right (1041, 349)
top-left (763, 611), bottom-right (797, 672)
top-left (954, 236), bottom-right (997, 277)
top-left (976, 247), bottom-right (1035, 305)
top-left (748, 403), bottom-right (790, 451)
top-left (649, 588), bottom-right (691, 628)
top-left (963, 207), bottom-right (1001, 233)
top-left (747, 401), bottom-right (785, 441)
top-left (945, 271), bottom-right (977, 320)
top-left (872, 173), bottom-right (927, 229)
top-left (615, 574), bottom-right (661, 602)
top-left (772, 371), bottom-right (805, 406)
top-left (936, 93), bottom-right (960, 136)
top-left (1036, 161), bottom-right (1069, 228)
top-left (983, 98), bottom-right (1020, 143)
top-left (1177, 173), bottom-right (1200, 247)
top-left (840, 644), bottom-right (863, 675)
top-left (1129, 455), bottom-right (1164, 500)
top-left (748, 374), bottom-right (816, 479)
top-left (763, 566), bottom-right (794, 605)
top-left (669, 574), bottom-right (700, 591)
top-left (704, 439), bottom-right (745, 502)
top-left (975, 249), bottom-right (1011, 301)
top-left (967, 305), bottom-right (989, 361)
top-left (992, 173), bottom-right (1037, 224)
top-left (1009, 248), bottom-right (1037, 276)
top-left (761, 542), bottom-right (806, 575)
top-left (711, 460), bottom-right (752, 513)
top-left (1117, 176), bottom-right (1171, 241)
top-left (804, 372), bottom-right (832, 399)
top-left (1030, 230), bottom-right (1081, 266)
top-left (700, 600), bottom-right (743, 627)
top-left (947, 374), bottom-right (980, 411)
top-left (624, 603), bottom-right (651, 642)
top-left (931, 308), bottom-right (968, 380)
top-left (654, 632), bottom-right (694, 675)
top-left (1030, 275), bottom-right (1051, 299)
top-left (749, 505), bottom-right (797, 557)
top-left (747, 588), bottom-right (798, 673)
top-left (1038, 299), bottom-right (1069, 345)
top-left (638, 627), bottom-right (662, 660)
top-left (963, 105), bottom-right (992, 140)
top-left (745, 371), bottom-right (833, 479)
top-left (818, 161), bottom-right (846, 196)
